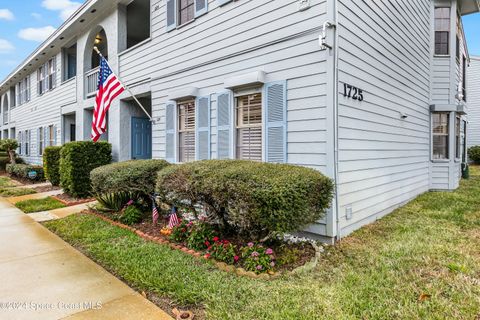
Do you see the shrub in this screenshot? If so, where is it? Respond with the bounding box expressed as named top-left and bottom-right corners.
top-left (156, 160), bottom-right (334, 239)
top-left (468, 146), bottom-right (480, 164)
top-left (95, 191), bottom-right (137, 212)
top-left (43, 146), bottom-right (62, 186)
top-left (119, 205), bottom-right (144, 225)
top-left (186, 221), bottom-right (216, 251)
top-left (91, 159), bottom-right (170, 198)
top-left (0, 157), bottom-right (8, 172)
top-left (6, 164), bottom-right (45, 181)
top-left (60, 141), bottom-right (112, 198)
top-left (170, 220), bottom-right (191, 243)
top-left (208, 238), bottom-right (239, 265)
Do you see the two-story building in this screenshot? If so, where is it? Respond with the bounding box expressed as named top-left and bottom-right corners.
top-left (0, 0), bottom-right (478, 242)
top-left (467, 56), bottom-right (480, 147)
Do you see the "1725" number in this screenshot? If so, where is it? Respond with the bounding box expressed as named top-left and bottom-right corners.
top-left (343, 83), bottom-right (364, 101)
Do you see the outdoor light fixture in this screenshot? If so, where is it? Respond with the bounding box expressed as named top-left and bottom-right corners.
top-left (95, 36), bottom-right (102, 44)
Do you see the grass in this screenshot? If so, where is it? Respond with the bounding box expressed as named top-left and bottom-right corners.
top-left (43, 168), bottom-right (480, 320)
top-left (0, 187), bottom-right (36, 197)
top-left (0, 176), bottom-right (15, 188)
top-left (16, 197), bottom-right (66, 213)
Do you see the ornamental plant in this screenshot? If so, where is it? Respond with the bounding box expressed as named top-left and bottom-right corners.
top-left (208, 238), bottom-right (239, 265)
top-left (119, 204), bottom-right (144, 225)
top-left (0, 139), bottom-right (19, 165)
top-left (43, 146), bottom-right (62, 186)
top-left (241, 243), bottom-right (276, 274)
top-left (170, 220), bottom-right (191, 243)
top-left (468, 146), bottom-right (480, 164)
top-left (185, 220), bottom-right (216, 251)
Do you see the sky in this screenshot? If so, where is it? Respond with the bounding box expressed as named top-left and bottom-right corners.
top-left (0, 1), bottom-right (479, 81)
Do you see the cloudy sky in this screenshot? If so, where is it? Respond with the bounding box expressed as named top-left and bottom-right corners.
top-left (0, 1), bottom-right (479, 81)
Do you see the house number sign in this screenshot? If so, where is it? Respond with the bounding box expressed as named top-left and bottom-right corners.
top-left (342, 83), bottom-right (364, 101)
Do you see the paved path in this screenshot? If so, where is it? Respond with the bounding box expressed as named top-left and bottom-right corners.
top-left (7, 190), bottom-right (64, 204)
top-left (0, 197), bottom-right (172, 320)
top-left (28, 202), bottom-right (97, 222)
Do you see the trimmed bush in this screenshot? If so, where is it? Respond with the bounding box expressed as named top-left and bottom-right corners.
top-left (43, 146), bottom-right (62, 186)
top-left (468, 146), bottom-right (480, 164)
top-left (6, 164), bottom-right (45, 181)
top-left (0, 139), bottom-right (19, 164)
top-left (91, 159), bottom-right (170, 197)
top-left (119, 205), bottom-right (144, 225)
top-left (60, 141), bottom-right (112, 198)
top-left (0, 156), bottom-right (8, 172)
top-left (156, 160), bottom-right (334, 239)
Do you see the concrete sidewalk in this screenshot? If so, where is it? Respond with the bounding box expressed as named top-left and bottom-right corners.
top-left (0, 198), bottom-right (172, 320)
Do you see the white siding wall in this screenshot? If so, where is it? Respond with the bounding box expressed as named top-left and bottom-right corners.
top-left (467, 57), bottom-right (480, 147)
top-left (335, 0), bottom-right (432, 236)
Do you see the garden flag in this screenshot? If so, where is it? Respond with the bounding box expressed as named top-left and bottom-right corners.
top-left (91, 57), bottom-right (125, 142)
top-left (152, 197), bottom-right (159, 225)
top-left (168, 207), bottom-right (179, 229)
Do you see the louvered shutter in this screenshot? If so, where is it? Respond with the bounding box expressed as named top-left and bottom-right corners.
top-left (265, 81), bottom-right (287, 163)
top-left (196, 96), bottom-right (211, 160)
top-left (217, 0), bottom-right (232, 6)
top-left (166, 0), bottom-right (176, 31)
top-left (195, 0), bottom-right (208, 17)
top-left (216, 91), bottom-right (232, 159)
top-left (53, 125), bottom-right (57, 146)
top-left (44, 127), bottom-right (49, 148)
top-left (37, 128), bottom-right (41, 155)
top-left (165, 101), bottom-right (176, 162)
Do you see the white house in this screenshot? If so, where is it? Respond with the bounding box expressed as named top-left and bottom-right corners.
top-left (0, 0), bottom-right (478, 242)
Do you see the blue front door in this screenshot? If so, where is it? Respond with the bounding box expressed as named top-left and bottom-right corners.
top-left (131, 117), bottom-right (152, 159)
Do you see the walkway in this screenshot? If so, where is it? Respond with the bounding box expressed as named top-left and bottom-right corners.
top-left (0, 197), bottom-right (172, 320)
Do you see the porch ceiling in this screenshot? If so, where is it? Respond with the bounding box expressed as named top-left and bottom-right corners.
top-left (460, 0), bottom-right (480, 15)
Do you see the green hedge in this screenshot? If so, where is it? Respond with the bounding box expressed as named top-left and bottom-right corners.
top-left (43, 146), bottom-right (62, 186)
top-left (156, 160), bottom-right (334, 238)
top-left (0, 157), bottom-right (8, 172)
top-left (6, 164), bottom-right (45, 181)
top-left (468, 146), bottom-right (480, 164)
top-left (91, 159), bottom-right (170, 197)
top-left (60, 141), bottom-right (112, 198)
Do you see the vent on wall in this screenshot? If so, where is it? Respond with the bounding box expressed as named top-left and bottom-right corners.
top-left (345, 206), bottom-right (353, 220)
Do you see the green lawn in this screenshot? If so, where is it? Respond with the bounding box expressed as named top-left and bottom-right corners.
top-left (16, 197), bottom-right (66, 213)
top-left (0, 187), bottom-right (36, 197)
top-left (0, 176), bottom-right (15, 188)
top-left (44, 168), bottom-right (480, 320)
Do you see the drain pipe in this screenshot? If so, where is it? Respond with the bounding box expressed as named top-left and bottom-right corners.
top-left (333, 0), bottom-right (340, 241)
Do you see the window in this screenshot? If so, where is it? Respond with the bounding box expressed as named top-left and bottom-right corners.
top-left (48, 125), bottom-right (55, 146)
top-left (456, 35), bottom-right (460, 60)
top-left (38, 57), bottom-right (56, 95)
top-left (235, 93), bottom-right (262, 161)
top-left (178, 100), bottom-right (195, 162)
top-left (462, 120), bottom-right (467, 162)
top-left (179, 0), bottom-right (195, 25)
top-left (455, 116), bottom-right (461, 159)
top-left (126, 0), bottom-right (150, 48)
top-left (39, 127), bottom-right (44, 156)
top-left (434, 7), bottom-right (450, 55)
top-left (16, 76), bottom-right (30, 106)
top-left (432, 113), bottom-right (449, 160)
top-left (63, 44), bottom-right (77, 81)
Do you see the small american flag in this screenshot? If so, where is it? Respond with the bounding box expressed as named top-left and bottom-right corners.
top-left (152, 199), bottom-right (159, 225)
top-left (168, 207), bottom-right (179, 229)
top-left (91, 57), bottom-right (125, 142)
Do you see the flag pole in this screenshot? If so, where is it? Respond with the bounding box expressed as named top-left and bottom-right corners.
top-left (93, 46), bottom-right (154, 123)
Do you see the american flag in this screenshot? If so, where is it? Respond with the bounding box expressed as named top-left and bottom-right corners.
top-left (91, 57), bottom-right (125, 142)
top-left (152, 198), bottom-right (159, 225)
top-left (168, 207), bottom-right (179, 229)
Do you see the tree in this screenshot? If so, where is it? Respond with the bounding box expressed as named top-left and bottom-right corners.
top-left (0, 139), bottom-right (19, 165)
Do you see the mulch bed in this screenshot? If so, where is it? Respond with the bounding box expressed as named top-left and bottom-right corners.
top-left (5, 176), bottom-right (46, 185)
top-left (52, 193), bottom-right (96, 206)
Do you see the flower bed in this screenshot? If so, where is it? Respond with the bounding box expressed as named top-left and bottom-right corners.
top-left (86, 207), bottom-right (323, 279)
top-left (52, 193), bottom-right (96, 206)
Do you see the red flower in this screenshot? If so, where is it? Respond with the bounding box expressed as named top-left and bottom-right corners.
top-left (205, 241), bottom-right (210, 246)
top-left (222, 240), bottom-right (230, 244)
top-left (213, 237), bottom-right (220, 242)
top-left (204, 253), bottom-right (211, 259)
top-left (234, 255), bottom-right (240, 262)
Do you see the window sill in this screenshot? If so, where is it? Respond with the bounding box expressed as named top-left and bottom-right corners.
top-left (61, 76), bottom-right (76, 85)
top-left (176, 19), bottom-right (195, 30)
top-left (118, 38), bottom-right (152, 57)
top-left (431, 159), bottom-right (450, 163)
top-left (434, 54), bottom-right (450, 58)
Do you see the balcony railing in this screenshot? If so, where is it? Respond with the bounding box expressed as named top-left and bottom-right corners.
top-left (85, 67), bottom-right (99, 98)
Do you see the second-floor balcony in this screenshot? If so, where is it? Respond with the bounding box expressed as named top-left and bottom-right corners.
top-left (85, 67), bottom-right (99, 98)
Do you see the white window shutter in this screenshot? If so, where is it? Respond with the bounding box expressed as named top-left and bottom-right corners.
top-left (265, 81), bottom-right (287, 163)
top-left (44, 127), bottom-right (49, 148)
top-left (216, 91), bottom-right (232, 159)
top-left (217, 0), bottom-right (232, 6)
top-left (37, 128), bottom-right (41, 155)
top-left (53, 125), bottom-right (57, 146)
top-left (166, 0), bottom-right (176, 31)
top-left (196, 95), bottom-right (211, 160)
top-left (195, 0), bottom-right (208, 17)
top-left (165, 101), bottom-right (176, 162)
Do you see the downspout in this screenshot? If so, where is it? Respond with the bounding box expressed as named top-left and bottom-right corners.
top-left (333, 0), bottom-right (340, 241)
